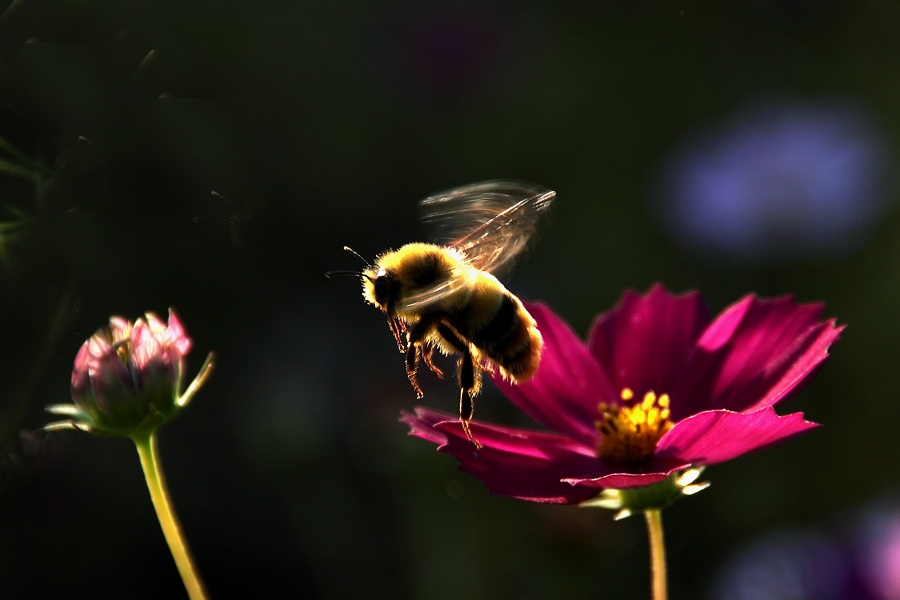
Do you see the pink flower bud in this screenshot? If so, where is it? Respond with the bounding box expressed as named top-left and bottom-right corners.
top-left (48, 309), bottom-right (211, 437)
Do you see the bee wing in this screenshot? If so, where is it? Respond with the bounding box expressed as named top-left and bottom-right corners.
top-left (400, 180), bottom-right (554, 310)
top-left (398, 275), bottom-right (464, 311)
top-left (421, 180), bottom-right (555, 275)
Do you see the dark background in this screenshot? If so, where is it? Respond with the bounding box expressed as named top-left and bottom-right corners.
top-left (0, 1), bottom-right (898, 598)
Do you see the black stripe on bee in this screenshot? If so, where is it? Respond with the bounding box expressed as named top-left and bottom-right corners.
top-left (410, 252), bottom-right (443, 287)
top-left (470, 293), bottom-right (521, 354)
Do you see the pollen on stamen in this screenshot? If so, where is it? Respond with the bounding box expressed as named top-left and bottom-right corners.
top-left (595, 389), bottom-right (674, 465)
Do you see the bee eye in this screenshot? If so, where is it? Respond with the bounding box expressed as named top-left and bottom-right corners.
top-left (373, 274), bottom-right (397, 306)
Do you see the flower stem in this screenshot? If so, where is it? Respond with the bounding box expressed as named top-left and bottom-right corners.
top-left (644, 508), bottom-right (667, 600)
top-left (133, 431), bottom-right (209, 600)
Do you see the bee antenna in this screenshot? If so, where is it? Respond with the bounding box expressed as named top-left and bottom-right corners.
top-left (325, 270), bottom-right (367, 279)
top-left (343, 246), bottom-right (372, 267)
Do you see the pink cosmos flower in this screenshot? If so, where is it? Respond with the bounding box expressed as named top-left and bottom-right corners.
top-left (46, 309), bottom-right (213, 437)
top-left (401, 285), bottom-right (843, 504)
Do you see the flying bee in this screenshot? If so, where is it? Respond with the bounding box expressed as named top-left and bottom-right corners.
top-left (328, 180), bottom-right (555, 447)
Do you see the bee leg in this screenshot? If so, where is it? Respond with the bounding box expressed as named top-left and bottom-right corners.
top-left (405, 345), bottom-right (424, 399)
top-left (405, 318), bottom-right (436, 399)
top-left (387, 315), bottom-right (406, 353)
top-left (459, 394), bottom-right (481, 449)
top-left (458, 352), bottom-right (483, 449)
top-left (437, 323), bottom-right (467, 353)
top-left (436, 324), bottom-right (482, 448)
top-left (421, 344), bottom-right (444, 378)
top-left (436, 325), bottom-right (482, 398)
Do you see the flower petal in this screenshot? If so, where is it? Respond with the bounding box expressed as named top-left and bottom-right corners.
top-left (655, 406), bottom-right (820, 465)
top-left (88, 344), bottom-right (138, 415)
top-left (71, 341), bottom-right (91, 391)
top-left (401, 408), bottom-right (606, 504)
top-left (738, 319), bottom-right (844, 414)
top-left (107, 317), bottom-right (132, 342)
top-left (671, 294), bottom-right (841, 418)
top-left (129, 318), bottom-right (163, 373)
top-left (490, 303), bottom-right (616, 447)
top-left (165, 308), bottom-right (192, 357)
top-left (562, 458), bottom-right (690, 490)
top-left (587, 284), bottom-right (709, 401)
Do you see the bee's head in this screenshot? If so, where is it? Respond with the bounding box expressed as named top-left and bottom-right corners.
top-left (325, 246), bottom-right (404, 314)
top-left (326, 246), bottom-right (408, 351)
top-left (362, 266), bottom-right (399, 314)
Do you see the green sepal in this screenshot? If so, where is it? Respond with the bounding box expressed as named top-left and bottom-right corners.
top-left (580, 467), bottom-right (710, 519)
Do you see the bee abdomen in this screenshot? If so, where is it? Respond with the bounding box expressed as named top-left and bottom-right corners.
top-left (459, 290), bottom-right (542, 382)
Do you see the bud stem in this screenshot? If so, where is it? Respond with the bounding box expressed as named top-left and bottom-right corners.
top-left (132, 431), bottom-right (209, 600)
top-left (644, 508), bottom-right (667, 600)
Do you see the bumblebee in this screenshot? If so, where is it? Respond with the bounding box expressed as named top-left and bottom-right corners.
top-left (331, 180), bottom-right (554, 446)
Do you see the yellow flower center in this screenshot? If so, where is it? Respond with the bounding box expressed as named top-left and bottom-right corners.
top-left (596, 388), bottom-right (674, 465)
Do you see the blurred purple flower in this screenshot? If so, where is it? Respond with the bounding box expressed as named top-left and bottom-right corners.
top-left (654, 99), bottom-right (898, 262)
top-left (402, 285), bottom-right (842, 504)
top-left (708, 529), bottom-right (857, 600)
top-left (710, 498), bottom-right (900, 600)
top-left (853, 503), bottom-right (900, 599)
